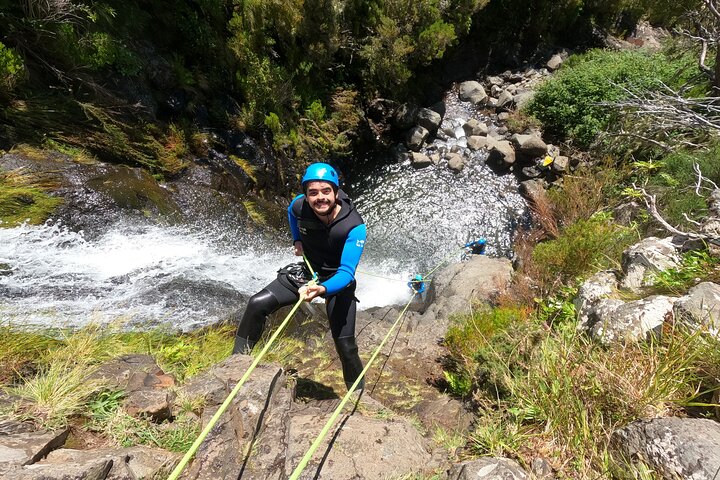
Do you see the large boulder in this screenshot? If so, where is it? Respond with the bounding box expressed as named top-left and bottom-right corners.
top-left (674, 282), bottom-right (720, 334)
top-left (574, 271), bottom-right (618, 331)
top-left (620, 237), bottom-right (680, 291)
top-left (417, 107), bottom-right (443, 133)
top-left (510, 133), bottom-right (547, 159)
top-left (458, 81), bottom-right (487, 105)
top-left (284, 408), bottom-right (433, 479)
top-left (587, 295), bottom-right (675, 345)
top-left (178, 355), bottom-right (292, 480)
top-left (406, 126), bottom-right (429, 152)
top-left (487, 140), bottom-right (515, 168)
top-left (612, 417), bottom-right (720, 480)
top-left (447, 457), bottom-right (529, 479)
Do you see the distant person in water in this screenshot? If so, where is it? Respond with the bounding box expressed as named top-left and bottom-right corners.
top-left (233, 162), bottom-right (367, 391)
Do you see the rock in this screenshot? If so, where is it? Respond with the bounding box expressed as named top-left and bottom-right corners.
top-left (497, 112), bottom-right (510, 122)
top-left (486, 76), bottom-right (504, 86)
top-left (0, 459), bottom-right (113, 480)
top-left (490, 84), bottom-right (503, 97)
top-left (178, 355), bottom-right (292, 480)
top-left (447, 153), bottom-right (465, 173)
top-left (511, 133), bottom-right (547, 158)
top-left (448, 457), bottom-right (529, 479)
top-left (427, 255), bottom-right (513, 319)
top-left (611, 417), bottom-right (720, 480)
top-left (551, 155), bottom-right (569, 173)
top-left (285, 410), bottom-right (433, 479)
top-left (458, 81), bottom-right (487, 105)
top-left (410, 152), bottom-right (433, 169)
top-left (514, 90), bottom-right (535, 110)
top-left (486, 97), bottom-right (498, 108)
top-left (393, 103), bottom-right (418, 129)
top-left (674, 282), bottom-right (720, 334)
top-left (366, 98), bottom-right (399, 123)
top-left (546, 54), bottom-right (564, 71)
top-left (462, 118), bottom-right (488, 137)
top-left (417, 107), bottom-right (443, 133)
top-left (614, 201), bottom-right (642, 226)
top-left (123, 389), bottom-right (174, 422)
top-left (520, 166), bottom-right (542, 179)
top-left (487, 141), bottom-right (515, 168)
top-left (496, 90), bottom-right (515, 109)
top-left (406, 126), bottom-right (429, 151)
top-left (588, 295), bottom-right (675, 345)
top-left (40, 446), bottom-right (178, 480)
top-left (620, 237), bottom-right (680, 291)
top-left (575, 271), bottom-right (618, 331)
top-left (0, 426), bottom-right (69, 466)
top-left (429, 153), bottom-right (441, 165)
top-left (467, 136), bottom-right (488, 151)
top-left (519, 179), bottom-right (547, 207)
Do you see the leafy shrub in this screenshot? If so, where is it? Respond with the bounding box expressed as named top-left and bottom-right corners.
top-left (0, 42), bottom-right (24, 93)
top-left (527, 49), bottom-right (692, 148)
top-left (531, 212), bottom-right (636, 287)
top-left (645, 142), bottom-right (720, 229)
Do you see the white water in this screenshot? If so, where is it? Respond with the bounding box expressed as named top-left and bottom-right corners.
top-left (0, 221), bottom-right (414, 330)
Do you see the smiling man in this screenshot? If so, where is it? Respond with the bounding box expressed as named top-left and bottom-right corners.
top-left (233, 162), bottom-right (368, 392)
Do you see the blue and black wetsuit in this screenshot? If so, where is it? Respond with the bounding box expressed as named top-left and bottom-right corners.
top-left (234, 189), bottom-right (367, 390)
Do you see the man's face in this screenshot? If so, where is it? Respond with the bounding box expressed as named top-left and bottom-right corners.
top-left (306, 181), bottom-right (337, 216)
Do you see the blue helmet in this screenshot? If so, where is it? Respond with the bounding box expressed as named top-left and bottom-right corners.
top-left (302, 163), bottom-right (339, 189)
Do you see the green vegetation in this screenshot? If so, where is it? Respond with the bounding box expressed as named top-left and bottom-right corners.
top-left (1, 322), bottom-right (235, 430)
top-left (0, 167), bottom-right (63, 226)
top-left (526, 49), bottom-right (696, 148)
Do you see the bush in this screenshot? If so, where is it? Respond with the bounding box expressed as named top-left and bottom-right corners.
top-left (0, 41), bottom-right (24, 94)
top-left (526, 49), bottom-right (692, 148)
top-left (531, 212), bottom-right (636, 288)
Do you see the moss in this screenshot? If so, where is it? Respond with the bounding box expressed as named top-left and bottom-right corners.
top-left (0, 169), bottom-right (63, 226)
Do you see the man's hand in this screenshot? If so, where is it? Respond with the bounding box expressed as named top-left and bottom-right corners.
top-left (299, 284), bottom-right (326, 301)
top-left (293, 241), bottom-right (303, 256)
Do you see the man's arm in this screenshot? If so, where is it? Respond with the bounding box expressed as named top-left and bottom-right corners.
top-left (320, 223), bottom-right (366, 295)
top-left (288, 195), bottom-right (304, 255)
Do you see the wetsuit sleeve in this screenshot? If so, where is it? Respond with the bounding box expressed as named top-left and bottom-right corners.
top-left (321, 223), bottom-right (366, 295)
top-left (287, 194), bottom-right (305, 242)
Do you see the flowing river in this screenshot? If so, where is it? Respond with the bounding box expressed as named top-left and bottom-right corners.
top-left (0, 91), bottom-right (529, 331)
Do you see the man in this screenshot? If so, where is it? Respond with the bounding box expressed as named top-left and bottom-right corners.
top-left (233, 162), bottom-right (368, 392)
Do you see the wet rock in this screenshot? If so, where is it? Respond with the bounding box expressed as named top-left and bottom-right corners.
top-left (519, 179), bottom-right (547, 206)
top-left (448, 457), bottom-right (529, 479)
top-left (0, 426), bottom-right (69, 466)
top-left (620, 237), bottom-right (680, 291)
top-left (674, 282), bottom-right (720, 334)
top-left (546, 54), bottom-right (564, 71)
top-left (467, 136), bottom-right (488, 151)
top-left (393, 103), bottom-right (418, 129)
top-left (406, 126), bottom-right (429, 151)
top-left (462, 118), bottom-right (488, 137)
top-left (575, 271), bottom-right (618, 331)
top-left (588, 295), bottom-right (675, 345)
top-left (410, 152), bottom-right (433, 169)
top-left (417, 107), bottom-right (443, 133)
top-left (458, 81), bottom-right (487, 105)
top-left (487, 140), bottom-right (515, 168)
top-left (285, 410), bottom-right (433, 479)
top-left (611, 417), bottom-right (720, 480)
top-left (447, 153), bottom-right (465, 173)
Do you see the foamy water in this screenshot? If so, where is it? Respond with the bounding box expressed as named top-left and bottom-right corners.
top-left (0, 221), bottom-right (414, 330)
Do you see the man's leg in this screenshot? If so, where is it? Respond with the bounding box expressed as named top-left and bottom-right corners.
top-left (233, 278), bottom-right (298, 354)
top-left (327, 283), bottom-right (364, 390)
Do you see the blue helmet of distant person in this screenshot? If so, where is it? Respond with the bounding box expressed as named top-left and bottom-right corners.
top-left (302, 162), bottom-right (339, 190)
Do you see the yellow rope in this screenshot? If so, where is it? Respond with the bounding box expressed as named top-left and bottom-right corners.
top-left (166, 283), bottom-right (313, 480)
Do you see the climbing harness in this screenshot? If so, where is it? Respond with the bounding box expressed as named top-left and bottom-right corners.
top-left (168, 237), bottom-right (487, 480)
